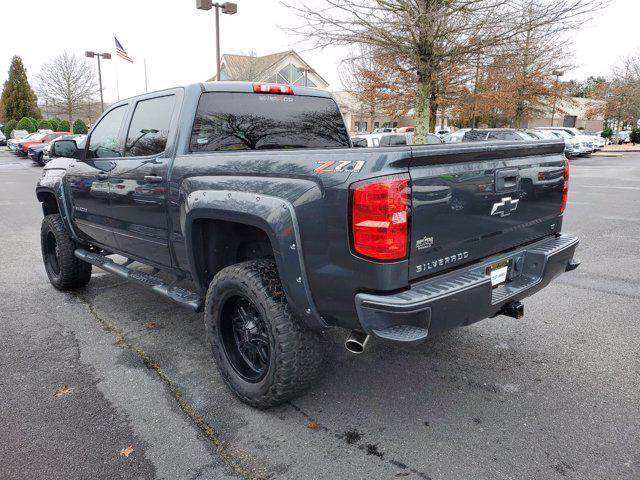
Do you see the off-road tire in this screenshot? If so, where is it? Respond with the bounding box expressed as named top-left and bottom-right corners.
top-left (204, 259), bottom-right (322, 408)
top-left (41, 214), bottom-right (92, 290)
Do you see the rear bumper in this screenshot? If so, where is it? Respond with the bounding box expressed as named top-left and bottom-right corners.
top-left (355, 234), bottom-right (579, 344)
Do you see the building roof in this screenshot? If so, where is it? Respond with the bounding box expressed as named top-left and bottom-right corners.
top-left (552, 97), bottom-right (605, 119)
top-left (219, 51), bottom-right (291, 81)
top-left (208, 50), bottom-right (329, 87)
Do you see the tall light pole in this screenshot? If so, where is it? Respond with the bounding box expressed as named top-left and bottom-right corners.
top-left (196, 1), bottom-right (237, 81)
top-left (550, 69), bottom-right (564, 127)
top-left (86, 51), bottom-right (111, 113)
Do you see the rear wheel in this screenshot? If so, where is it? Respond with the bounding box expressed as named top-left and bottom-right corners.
top-left (204, 260), bottom-right (322, 408)
top-left (41, 214), bottom-right (92, 290)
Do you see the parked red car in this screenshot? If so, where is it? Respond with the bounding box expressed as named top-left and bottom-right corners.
top-left (20, 132), bottom-right (71, 155)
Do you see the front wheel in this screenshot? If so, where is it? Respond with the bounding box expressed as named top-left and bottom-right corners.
top-left (41, 214), bottom-right (92, 290)
top-left (204, 260), bottom-right (322, 408)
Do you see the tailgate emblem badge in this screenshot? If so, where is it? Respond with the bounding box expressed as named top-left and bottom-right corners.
top-left (416, 236), bottom-right (434, 250)
top-left (491, 197), bottom-right (519, 217)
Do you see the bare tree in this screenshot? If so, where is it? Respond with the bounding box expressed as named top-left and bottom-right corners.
top-left (339, 45), bottom-right (383, 132)
top-left (586, 52), bottom-right (640, 130)
top-left (37, 51), bottom-right (97, 123)
top-left (285, 0), bottom-right (605, 143)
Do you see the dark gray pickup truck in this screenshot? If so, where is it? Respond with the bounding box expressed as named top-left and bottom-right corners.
top-left (36, 82), bottom-right (579, 407)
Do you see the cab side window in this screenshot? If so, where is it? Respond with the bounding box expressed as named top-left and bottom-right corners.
top-left (125, 95), bottom-right (176, 157)
top-left (87, 105), bottom-right (127, 159)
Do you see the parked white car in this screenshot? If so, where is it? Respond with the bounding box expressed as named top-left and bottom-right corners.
top-left (527, 129), bottom-right (580, 157)
top-left (585, 131), bottom-right (607, 149)
top-left (612, 131), bottom-right (631, 144)
top-left (559, 127), bottom-right (602, 151)
top-left (443, 128), bottom-right (470, 143)
top-left (538, 127), bottom-right (594, 155)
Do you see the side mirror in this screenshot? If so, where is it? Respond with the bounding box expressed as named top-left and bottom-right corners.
top-left (52, 139), bottom-right (78, 159)
top-left (352, 137), bottom-right (368, 148)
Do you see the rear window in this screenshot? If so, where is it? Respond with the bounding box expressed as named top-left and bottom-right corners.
top-left (190, 92), bottom-right (350, 152)
top-left (462, 130), bottom-right (489, 142)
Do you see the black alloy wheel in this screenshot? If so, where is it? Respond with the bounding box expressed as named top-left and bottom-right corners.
top-left (219, 295), bottom-right (270, 382)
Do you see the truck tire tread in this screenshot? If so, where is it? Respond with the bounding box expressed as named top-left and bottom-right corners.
top-left (204, 259), bottom-right (322, 408)
top-left (41, 214), bottom-right (92, 290)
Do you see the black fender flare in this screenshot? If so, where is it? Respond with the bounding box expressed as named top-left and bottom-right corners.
top-left (182, 190), bottom-right (327, 330)
top-left (35, 178), bottom-right (80, 241)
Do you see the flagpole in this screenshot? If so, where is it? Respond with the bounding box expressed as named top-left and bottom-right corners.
top-left (113, 34), bottom-right (120, 101)
top-left (115, 57), bottom-right (120, 101)
top-left (144, 58), bottom-right (148, 92)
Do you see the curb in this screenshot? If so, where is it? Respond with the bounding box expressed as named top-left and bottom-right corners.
top-left (592, 152), bottom-right (624, 157)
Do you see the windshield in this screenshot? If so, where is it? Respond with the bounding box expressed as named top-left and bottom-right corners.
top-left (531, 130), bottom-right (555, 139)
top-left (191, 92), bottom-right (350, 151)
top-left (550, 130), bottom-right (572, 139)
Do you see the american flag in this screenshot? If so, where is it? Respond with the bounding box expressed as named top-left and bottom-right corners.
top-left (114, 37), bottom-right (133, 63)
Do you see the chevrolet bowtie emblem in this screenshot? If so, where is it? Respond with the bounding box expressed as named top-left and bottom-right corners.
top-left (490, 197), bottom-right (519, 217)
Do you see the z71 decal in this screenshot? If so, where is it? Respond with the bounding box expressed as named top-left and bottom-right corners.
top-left (314, 160), bottom-right (365, 173)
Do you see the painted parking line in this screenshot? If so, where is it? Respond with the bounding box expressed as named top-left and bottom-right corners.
top-left (573, 184), bottom-right (640, 191)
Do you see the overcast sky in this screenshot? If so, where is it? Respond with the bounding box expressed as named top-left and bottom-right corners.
top-left (1, 0), bottom-right (639, 104)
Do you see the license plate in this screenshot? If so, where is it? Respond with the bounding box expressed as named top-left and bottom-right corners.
top-left (489, 260), bottom-right (510, 287)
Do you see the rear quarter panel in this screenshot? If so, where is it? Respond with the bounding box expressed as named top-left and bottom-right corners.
top-left (169, 146), bottom-right (412, 330)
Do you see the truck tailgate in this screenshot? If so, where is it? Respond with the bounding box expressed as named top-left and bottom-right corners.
top-left (408, 140), bottom-right (566, 281)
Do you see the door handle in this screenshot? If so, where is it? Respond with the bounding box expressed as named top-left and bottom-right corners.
top-left (144, 175), bottom-right (164, 183)
top-left (96, 172), bottom-right (108, 180)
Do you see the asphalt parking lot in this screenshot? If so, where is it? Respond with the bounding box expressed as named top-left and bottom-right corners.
top-left (0, 148), bottom-right (638, 480)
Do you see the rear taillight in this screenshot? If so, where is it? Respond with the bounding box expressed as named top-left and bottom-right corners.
top-left (253, 83), bottom-right (294, 95)
top-left (351, 176), bottom-right (410, 261)
top-left (561, 158), bottom-right (569, 213)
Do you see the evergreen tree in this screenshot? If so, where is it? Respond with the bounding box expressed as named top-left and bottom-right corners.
top-left (59, 119), bottom-right (71, 132)
top-left (72, 119), bottom-right (88, 134)
top-left (0, 56), bottom-right (41, 121)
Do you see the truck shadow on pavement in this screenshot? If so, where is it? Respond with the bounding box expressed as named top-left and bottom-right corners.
top-left (70, 269), bottom-right (589, 480)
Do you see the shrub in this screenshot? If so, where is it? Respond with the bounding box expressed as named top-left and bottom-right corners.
top-left (16, 117), bottom-right (36, 133)
top-left (630, 127), bottom-right (640, 145)
top-left (4, 119), bottom-right (17, 138)
top-left (49, 118), bottom-right (61, 131)
top-left (59, 119), bottom-right (71, 132)
top-left (27, 117), bottom-right (38, 131)
top-left (38, 119), bottom-right (53, 130)
top-left (601, 127), bottom-right (613, 139)
top-left (72, 119), bottom-right (88, 134)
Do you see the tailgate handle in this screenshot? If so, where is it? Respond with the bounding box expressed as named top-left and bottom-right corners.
top-left (495, 168), bottom-right (519, 192)
top-left (144, 175), bottom-right (164, 183)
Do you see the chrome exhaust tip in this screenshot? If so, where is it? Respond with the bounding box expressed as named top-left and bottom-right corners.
top-left (345, 331), bottom-right (370, 354)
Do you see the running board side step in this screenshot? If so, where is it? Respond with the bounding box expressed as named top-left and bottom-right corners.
top-left (74, 249), bottom-right (204, 312)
